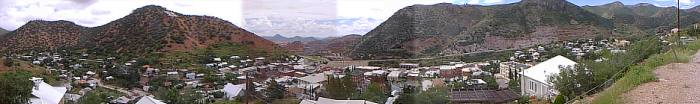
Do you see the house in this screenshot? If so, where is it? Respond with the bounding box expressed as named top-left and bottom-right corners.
top-left (297, 73), bottom-right (328, 85)
top-left (300, 97), bottom-right (378, 104)
top-left (519, 55), bottom-right (576, 99)
top-left (387, 71), bottom-right (402, 81)
top-left (135, 96), bottom-right (166, 104)
top-left (29, 77), bottom-right (67, 104)
top-left (112, 96), bottom-right (131, 104)
top-left (223, 83), bottom-right (245, 100)
top-left (399, 63), bottom-right (419, 68)
top-left (186, 73), bottom-right (196, 80)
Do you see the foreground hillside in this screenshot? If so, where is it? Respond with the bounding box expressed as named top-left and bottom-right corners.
top-left (621, 52), bottom-right (700, 103)
top-left (0, 5), bottom-right (276, 54)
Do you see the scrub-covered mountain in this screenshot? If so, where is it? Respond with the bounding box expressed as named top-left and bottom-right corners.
top-left (0, 5), bottom-right (276, 54)
top-left (351, 0), bottom-right (613, 59)
top-left (583, 2), bottom-right (700, 32)
top-left (305, 34), bottom-right (362, 56)
top-left (262, 34), bottom-right (319, 43)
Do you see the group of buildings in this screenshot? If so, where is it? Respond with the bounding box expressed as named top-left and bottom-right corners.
top-left (10, 37), bottom-right (637, 104)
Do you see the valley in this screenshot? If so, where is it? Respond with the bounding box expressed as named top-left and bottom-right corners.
top-left (1, 0), bottom-right (700, 104)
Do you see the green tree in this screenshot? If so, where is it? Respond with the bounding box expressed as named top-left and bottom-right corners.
top-left (482, 76), bottom-right (499, 89)
top-left (157, 88), bottom-right (205, 104)
top-left (549, 64), bottom-right (594, 101)
top-left (76, 91), bottom-right (107, 104)
top-left (324, 75), bottom-right (356, 99)
top-left (414, 86), bottom-right (449, 104)
top-left (394, 86), bottom-right (416, 104)
top-left (548, 46), bottom-right (572, 59)
top-left (224, 73), bottom-right (240, 84)
top-left (204, 73), bottom-right (224, 85)
top-left (0, 71), bottom-right (33, 104)
top-left (263, 80), bottom-right (286, 101)
top-left (361, 82), bottom-right (387, 103)
top-left (3, 57), bottom-right (14, 67)
top-left (553, 95), bottom-right (566, 104)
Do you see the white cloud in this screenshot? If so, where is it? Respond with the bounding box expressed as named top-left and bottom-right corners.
top-left (468, 0), bottom-right (480, 4)
top-left (460, 0), bottom-right (504, 5)
top-left (680, 0), bottom-right (693, 5)
top-left (655, 0), bottom-right (694, 5)
top-left (482, 0), bottom-right (504, 4)
top-left (0, 0), bottom-right (243, 30)
top-left (1, 0), bottom-right (512, 37)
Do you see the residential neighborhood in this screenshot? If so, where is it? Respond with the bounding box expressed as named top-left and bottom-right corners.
top-left (2, 0), bottom-right (700, 104)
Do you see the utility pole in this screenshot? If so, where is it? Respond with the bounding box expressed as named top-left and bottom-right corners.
top-left (673, 0), bottom-right (681, 63)
top-left (244, 72), bottom-right (251, 104)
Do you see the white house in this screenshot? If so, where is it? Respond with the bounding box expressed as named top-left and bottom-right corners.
top-left (387, 71), bottom-right (402, 81)
top-left (222, 83), bottom-right (245, 100)
top-left (519, 55), bottom-right (576, 99)
top-left (135, 96), bottom-right (166, 104)
top-left (29, 77), bottom-right (67, 104)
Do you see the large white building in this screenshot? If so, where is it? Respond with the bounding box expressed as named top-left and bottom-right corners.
top-left (135, 96), bottom-right (167, 104)
top-left (29, 77), bottom-right (67, 104)
top-left (519, 55), bottom-right (576, 99)
top-left (222, 83), bottom-right (245, 100)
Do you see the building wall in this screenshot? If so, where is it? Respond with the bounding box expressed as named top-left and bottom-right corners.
top-left (520, 75), bottom-right (554, 99)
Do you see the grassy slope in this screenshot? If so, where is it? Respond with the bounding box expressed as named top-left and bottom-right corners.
top-left (592, 38), bottom-right (700, 103)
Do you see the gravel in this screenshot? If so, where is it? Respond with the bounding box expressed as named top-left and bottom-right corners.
top-left (621, 50), bottom-right (700, 104)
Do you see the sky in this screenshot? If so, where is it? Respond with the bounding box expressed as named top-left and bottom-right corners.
top-left (0, 0), bottom-right (697, 38)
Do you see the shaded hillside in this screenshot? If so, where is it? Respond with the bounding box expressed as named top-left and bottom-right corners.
top-left (325, 34), bottom-right (362, 55)
top-left (0, 5), bottom-right (276, 54)
top-left (0, 28), bottom-right (7, 35)
top-left (305, 34), bottom-right (362, 56)
top-left (262, 34), bottom-right (319, 43)
top-left (351, 0), bottom-right (613, 59)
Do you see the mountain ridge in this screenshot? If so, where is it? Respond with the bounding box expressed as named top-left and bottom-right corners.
top-left (262, 34), bottom-right (319, 43)
top-left (351, 0), bottom-right (612, 59)
top-left (0, 5), bottom-right (277, 54)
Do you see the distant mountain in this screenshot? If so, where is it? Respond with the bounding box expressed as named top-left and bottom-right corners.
top-left (351, 0), bottom-right (613, 59)
top-left (582, 2), bottom-right (700, 32)
top-left (305, 34), bottom-right (362, 56)
top-left (262, 34), bottom-right (319, 43)
top-left (0, 5), bottom-right (276, 54)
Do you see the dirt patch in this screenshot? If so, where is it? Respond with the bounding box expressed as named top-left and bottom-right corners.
top-left (621, 51), bottom-right (700, 104)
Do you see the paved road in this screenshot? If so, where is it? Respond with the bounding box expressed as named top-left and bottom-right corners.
top-left (97, 79), bottom-right (150, 97)
top-left (621, 50), bottom-right (700, 104)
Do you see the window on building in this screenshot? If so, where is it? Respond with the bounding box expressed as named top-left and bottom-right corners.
top-left (530, 81), bottom-right (536, 92)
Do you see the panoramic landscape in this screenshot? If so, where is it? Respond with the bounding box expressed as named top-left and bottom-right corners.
top-left (1, 0), bottom-right (700, 104)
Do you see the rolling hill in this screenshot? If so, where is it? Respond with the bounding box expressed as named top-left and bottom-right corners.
top-left (0, 5), bottom-right (276, 54)
top-left (351, 0), bottom-right (613, 59)
top-left (583, 2), bottom-right (700, 32)
top-left (262, 34), bottom-right (319, 43)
